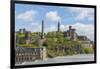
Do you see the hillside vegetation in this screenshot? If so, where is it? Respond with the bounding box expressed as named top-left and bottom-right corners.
top-left (16, 31), bottom-right (94, 58)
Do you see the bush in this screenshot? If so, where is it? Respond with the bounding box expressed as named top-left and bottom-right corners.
top-left (84, 48), bottom-right (93, 54)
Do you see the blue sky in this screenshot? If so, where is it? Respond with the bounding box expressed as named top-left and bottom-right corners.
top-left (15, 4), bottom-right (94, 41)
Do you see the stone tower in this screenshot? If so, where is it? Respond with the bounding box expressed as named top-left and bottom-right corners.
top-left (25, 31), bottom-right (30, 44)
top-left (58, 22), bottom-right (60, 32)
top-left (41, 20), bottom-right (44, 39)
top-left (39, 47), bottom-right (47, 60)
top-left (65, 26), bottom-right (77, 41)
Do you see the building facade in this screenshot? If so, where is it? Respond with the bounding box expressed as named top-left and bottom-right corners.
top-left (64, 26), bottom-right (77, 41)
top-left (15, 46), bottom-right (46, 64)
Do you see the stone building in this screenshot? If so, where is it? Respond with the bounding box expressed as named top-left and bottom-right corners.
top-left (15, 46), bottom-right (46, 64)
top-left (15, 28), bottom-right (31, 44)
top-left (64, 26), bottom-right (77, 41)
top-left (24, 31), bottom-right (31, 44)
top-left (78, 36), bottom-right (90, 41)
top-left (17, 28), bottom-right (29, 34)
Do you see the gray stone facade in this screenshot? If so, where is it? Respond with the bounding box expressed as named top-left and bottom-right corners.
top-left (15, 46), bottom-right (46, 64)
top-left (64, 26), bottom-right (77, 41)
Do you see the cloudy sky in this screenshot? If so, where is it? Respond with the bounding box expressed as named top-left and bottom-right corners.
top-left (15, 4), bottom-right (95, 41)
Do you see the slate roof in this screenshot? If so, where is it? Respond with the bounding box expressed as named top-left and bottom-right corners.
top-left (15, 46), bottom-right (44, 53)
top-left (15, 46), bottom-right (36, 53)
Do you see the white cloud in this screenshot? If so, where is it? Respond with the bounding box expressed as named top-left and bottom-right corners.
top-left (60, 25), bottom-right (66, 31)
top-left (17, 10), bottom-right (37, 21)
top-left (31, 22), bottom-right (41, 32)
top-left (45, 25), bottom-right (57, 32)
top-left (46, 11), bottom-right (61, 22)
top-left (72, 23), bottom-right (94, 41)
top-left (31, 22), bottom-right (39, 26)
top-left (68, 7), bottom-right (94, 21)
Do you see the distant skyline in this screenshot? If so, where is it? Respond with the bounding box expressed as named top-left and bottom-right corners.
top-left (15, 4), bottom-right (94, 41)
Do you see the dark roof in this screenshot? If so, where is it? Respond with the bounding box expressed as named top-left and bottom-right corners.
top-left (15, 46), bottom-right (37, 53)
top-left (15, 46), bottom-right (45, 53)
top-left (78, 36), bottom-right (90, 41)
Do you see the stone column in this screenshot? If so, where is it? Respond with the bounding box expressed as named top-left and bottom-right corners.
top-left (41, 20), bottom-right (44, 39)
top-left (42, 47), bottom-right (47, 60)
top-left (39, 47), bottom-right (47, 60)
top-left (58, 22), bottom-right (60, 32)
